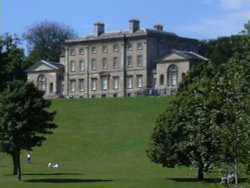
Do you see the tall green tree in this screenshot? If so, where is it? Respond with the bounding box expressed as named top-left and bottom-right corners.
top-left (23, 20), bottom-right (78, 62)
top-left (0, 81), bottom-right (57, 181)
top-left (147, 65), bottom-right (220, 180)
top-left (147, 57), bottom-right (250, 181)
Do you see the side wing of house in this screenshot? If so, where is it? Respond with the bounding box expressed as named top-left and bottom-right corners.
top-left (26, 60), bottom-right (64, 98)
top-left (156, 50), bottom-right (208, 95)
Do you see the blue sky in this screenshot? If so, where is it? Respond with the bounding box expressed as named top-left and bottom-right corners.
top-left (2, 0), bottom-right (250, 41)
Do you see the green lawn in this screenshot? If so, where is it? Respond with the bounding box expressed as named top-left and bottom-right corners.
top-left (0, 97), bottom-right (249, 188)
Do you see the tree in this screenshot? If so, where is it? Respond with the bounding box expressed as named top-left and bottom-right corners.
top-left (213, 57), bottom-right (250, 184)
top-left (198, 35), bottom-right (242, 65)
top-left (0, 81), bottom-right (57, 181)
top-left (147, 58), bottom-right (250, 181)
top-left (23, 20), bottom-right (78, 62)
top-left (240, 20), bottom-right (250, 34)
top-left (147, 65), bottom-right (221, 180)
top-left (0, 33), bottom-right (27, 92)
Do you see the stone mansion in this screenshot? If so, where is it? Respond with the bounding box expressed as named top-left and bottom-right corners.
top-left (27, 20), bottom-right (208, 98)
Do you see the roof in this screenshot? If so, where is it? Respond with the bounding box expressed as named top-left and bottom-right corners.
top-left (173, 50), bottom-right (209, 61)
top-left (65, 28), bottom-right (191, 44)
top-left (26, 60), bottom-right (64, 73)
top-left (158, 50), bottom-right (209, 63)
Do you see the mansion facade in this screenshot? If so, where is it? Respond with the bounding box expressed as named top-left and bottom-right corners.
top-left (27, 20), bottom-right (208, 98)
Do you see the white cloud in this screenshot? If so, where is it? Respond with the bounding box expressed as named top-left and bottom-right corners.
top-left (219, 0), bottom-right (250, 10)
top-left (182, 9), bottom-right (250, 39)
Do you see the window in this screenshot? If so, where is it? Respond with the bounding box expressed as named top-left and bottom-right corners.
top-left (160, 74), bottom-right (164, 85)
top-left (137, 55), bottom-right (143, 67)
top-left (79, 60), bottom-right (85, 71)
top-left (70, 80), bottom-right (76, 92)
top-left (113, 57), bottom-right (119, 69)
top-left (91, 78), bottom-right (97, 91)
top-left (49, 83), bottom-right (53, 93)
top-left (79, 48), bottom-right (85, 55)
top-left (127, 42), bottom-right (132, 51)
top-left (70, 61), bottom-right (75, 72)
top-left (91, 46), bottom-right (97, 54)
top-left (113, 77), bottom-right (119, 90)
top-left (113, 44), bottom-right (119, 52)
top-left (127, 56), bottom-right (132, 68)
top-left (127, 76), bottom-right (133, 89)
top-left (91, 59), bottom-right (97, 70)
top-left (79, 79), bottom-right (85, 92)
top-left (136, 75), bottom-right (143, 88)
top-left (37, 74), bottom-right (46, 91)
top-left (101, 76), bottom-right (108, 90)
top-left (102, 46), bottom-right (108, 53)
top-left (168, 64), bottom-right (178, 87)
top-left (137, 42), bottom-right (143, 50)
top-left (102, 58), bottom-right (108, 69)
top-left (70, 48), bottom-right (76, 56)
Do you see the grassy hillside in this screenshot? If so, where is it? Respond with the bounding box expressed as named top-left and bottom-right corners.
top-left (0, 97), bottom-right (248, 188)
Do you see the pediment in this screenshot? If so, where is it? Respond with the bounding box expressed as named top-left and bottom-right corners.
top-left (26, 60), bottom-right (58, 73)
top-left (161, 53), bottom-right (186, 62)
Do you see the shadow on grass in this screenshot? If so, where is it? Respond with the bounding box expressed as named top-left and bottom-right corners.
top-left (168, 178), bottom-right (248, 184)
top-left (168, 178), bottom-right (220, 183)
top-left (25, 178), bottom-right (113, 183)
top-left (23, 173), bottom-right (83, 176)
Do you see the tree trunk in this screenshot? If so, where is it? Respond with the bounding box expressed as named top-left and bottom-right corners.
top-left (197, 166), bottom-right (204, 181)
top-left (11, 151), bottom-right (22, 181)
top-left (11, 153), bottom-right (18, 175)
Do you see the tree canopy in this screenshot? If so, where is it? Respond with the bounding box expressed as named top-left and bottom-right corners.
top-left (0, 81), bottom-right (57, 181)
top-left (0, 33), bottom-right (28, 91)
top-left (23, 20), bottom-right (78, 62)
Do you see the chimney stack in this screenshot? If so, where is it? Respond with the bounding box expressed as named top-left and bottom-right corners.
top-left (154, 24), bottom-right (164, 31)
top-left (129, 19), bottom-right (140, 33)
top-left (94, 22), bottom-right (105, 36)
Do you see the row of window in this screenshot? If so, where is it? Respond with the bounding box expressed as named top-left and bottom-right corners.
top-left (70, 42), bottom-right (143, 56)
top-left (69, 75), bottom-right (143, 93)
top-left (69, 55), bottom-right (143, 72)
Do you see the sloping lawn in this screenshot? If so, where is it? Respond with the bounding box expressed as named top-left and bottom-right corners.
top-left (0, 97), bottom-right (248, 188)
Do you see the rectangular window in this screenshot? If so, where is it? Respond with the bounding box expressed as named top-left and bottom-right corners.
top-left (102, 46), bottom-right (108, 53)
top-left (127, 56), bottom-right (132, 68)
top-left (91, 78), bottom-right (97, 91)
top-left (137, 55), bottom-right (143, 67)
top-left (101, 76), bottom-right (108, 90)
top-left (127, 42), bottom-right (132, 51)
top-left (91, 59), bottom-right (97, 70)
top-left (79, 79), bottom-right (85, 92)
top-left (127, 76), bottom-right (133, 89)
top-left (70, 48), bottom-right (76, 56)
top-left (79, 48), bottom-right (85, 55)
top-left (91, 46), bottom-right (97, 54)
top-left (70, 60), bottom-right (75, 72)
top-left (113, 57), bottom-right (119, 69)
top-left (113, 77), bottom-right (119, 90)
top-left (137, 75), bottom-right (143, 88)
top-left (79, 60), bottom-right (85, 71)
top-left (137, 43), bottom-right (143, 50)
top-left (113, 44), bottom-right (119, 52)
top-left (102, 58), bottom-right (108, 69)
top-left (70, 80), bottom-right (76, 92)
